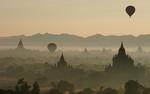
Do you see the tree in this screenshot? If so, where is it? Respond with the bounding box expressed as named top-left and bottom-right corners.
top-left (50, 80), bottom-right (74, 94)
top-left (31, 81), bottom-right (40, 94)
top-left (124, 80), bottom-right (144, 94)
top-left (15, 78), bottom-right (31, 94)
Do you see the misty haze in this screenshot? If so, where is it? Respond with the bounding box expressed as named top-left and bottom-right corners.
top-left (1, 0), bottom-right (150, 94)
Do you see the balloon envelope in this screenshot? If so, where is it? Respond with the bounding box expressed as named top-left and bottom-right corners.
top-left (126, 6), bottom-right (135, 17)
top-left (48, 43), bottom-right (57, 53)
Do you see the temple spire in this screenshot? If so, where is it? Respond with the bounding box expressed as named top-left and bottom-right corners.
top-left (57, 53), bottom-right (67, 68)
top-left (17, 39), bottom-right (24, 49)
top-left (118, 42), bottom-right (126, 56)
top-left (60, 53), bottom-right (65, 62)
top-left (121, 42), bottom-right (124, 48)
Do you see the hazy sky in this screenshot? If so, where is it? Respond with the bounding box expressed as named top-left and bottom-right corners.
top-left (0, 0), bottom-right (150, 37)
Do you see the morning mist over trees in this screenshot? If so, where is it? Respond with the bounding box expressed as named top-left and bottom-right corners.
top-left (1, 0), bottom-right (150, 94)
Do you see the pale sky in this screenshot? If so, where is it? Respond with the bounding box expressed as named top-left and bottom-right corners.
top-left (0, 0), bottom-right (150, 37)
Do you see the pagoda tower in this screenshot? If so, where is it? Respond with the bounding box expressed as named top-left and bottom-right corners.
top-left (112, 42), bottom-right (134, 70)
top-left (17, 39), bottom-right (24, 49)
top-left (57, 53), bottom-right (68, 68)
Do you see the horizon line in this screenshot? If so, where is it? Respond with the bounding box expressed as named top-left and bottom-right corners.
top-left (1, 33), bottom-right (150, 38)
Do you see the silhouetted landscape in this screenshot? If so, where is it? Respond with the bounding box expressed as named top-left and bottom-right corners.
top-left (0, 37), bottom-right (150, 94)
top-left (1, 0), bottom-right (150, 93)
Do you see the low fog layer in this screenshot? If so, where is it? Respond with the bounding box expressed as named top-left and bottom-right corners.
top-left (1, 34), bottom-right (150, 50)
top-left (0, 41), bottom-right (150, 88)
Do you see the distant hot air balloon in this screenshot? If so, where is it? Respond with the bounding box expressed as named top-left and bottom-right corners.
top-left (47, 43), bottom-right (57, 53)
top-left (126, 5), bottom-right (136, 17)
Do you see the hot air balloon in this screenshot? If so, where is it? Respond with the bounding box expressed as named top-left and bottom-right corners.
top-left (47, 43), bottom-right (57, 53)
top-left (126, 5), bottom-right (135, 17)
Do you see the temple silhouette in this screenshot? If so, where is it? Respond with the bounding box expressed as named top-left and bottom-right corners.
top-left (136, 46), bottom-right (145, 53)
top-left (105, 42), bottom-right (145, 77)
top-left (17, 39), bottom-right (24, 49)
top-left (53, 53), bottom-right (72, 70)
top-left (112, 42), bottom-right (134, 71)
